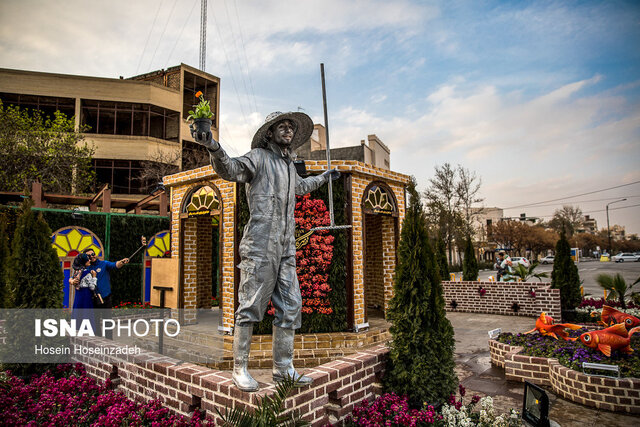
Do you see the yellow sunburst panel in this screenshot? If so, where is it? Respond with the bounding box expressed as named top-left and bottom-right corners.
top-left (364, 186), bottom-right (394, 212)
top-left (146, 231), bottom-right (171, 258)
top-left (186, 186), bottom-right (220, 212)
top-left (51, 226), bottom-right (103, 258)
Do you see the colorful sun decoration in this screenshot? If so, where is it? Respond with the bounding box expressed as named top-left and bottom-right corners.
top-left (186, 186), bottom-right (220, 214)
top-left (145, 231), bottom-right (171, 258)
top-left (51, 226), bottom-right (103, 258)
top-left (363, 185), bottom-right (395, 214)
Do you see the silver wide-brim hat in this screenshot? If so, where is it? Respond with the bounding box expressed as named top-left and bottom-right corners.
top-left (251, 111), bottom-right (313, 150)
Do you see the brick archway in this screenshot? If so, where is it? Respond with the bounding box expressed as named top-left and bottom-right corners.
top-left (361, 181), bottom-right (399, 322)
top-left (179, 183), bottom-right (223, 320)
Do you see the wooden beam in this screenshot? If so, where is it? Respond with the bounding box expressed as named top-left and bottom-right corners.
top-left (126, 188), bottom-right (166, 214)
top-left (159, 190), bottom-right (168, 216)
top-left (89, 184), bottom-right (109, 211)
top-left (31, 181), bottom-right (45, 208)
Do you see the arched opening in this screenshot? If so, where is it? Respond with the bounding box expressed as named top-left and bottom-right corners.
top-left (361, 181), bottom-right (399, 322)
top-left (179, 183), bottom-right (223, 321)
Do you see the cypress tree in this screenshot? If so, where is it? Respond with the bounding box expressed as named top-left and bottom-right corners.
top-left (551, 232), bottom-right (582, 312)
top-left (462, 235), bottom-right (479, 281)
top-left (6, 200), bottom-right (63, 308)
top-left (384, 178), bottom-right (457, 407)
top-left (0, 215), bottom-right (9, 307)
top-left (2, 201), bottom-right (64, 377)
top-left (435, 235), bottom-right (449, 281)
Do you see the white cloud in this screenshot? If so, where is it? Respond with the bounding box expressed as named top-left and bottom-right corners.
top-left (320, 77), bottom-right (639, 232)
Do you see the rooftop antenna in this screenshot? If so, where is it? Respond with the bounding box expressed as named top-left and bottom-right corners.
top-left (308, 63), bottom-right (352, 233)
top-left (199, 0), bottom-right (207, 71)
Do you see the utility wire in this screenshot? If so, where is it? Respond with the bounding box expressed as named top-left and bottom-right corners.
top-left (223, 0), bottom-right (256, 114)
top-left (527, 203), bottom-right (640, 219)
top-left (233, 0), bottom-right (259, 113)
top-left (210, 4), bottom-right (252, 140)
top-left (510, 195), bottom-right (640, 209)
top-left (165, 0), bottom-right (199, 68)
top-left (221, 122), bottom-right (241, 157)
top-left (136, 0), bottom-right (164, 74)
top-left (147, 0), bottom-right (180, 71)
top-left (503, 180), bottom-right (640, 210)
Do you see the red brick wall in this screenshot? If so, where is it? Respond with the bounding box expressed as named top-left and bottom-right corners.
top-left (380, 216), bottom-right (396, 312)
top-left (364, 214), bottom-right (384, 311)
top-left (196, 216), bottom-right (212, 309)
top-left (71, 337), bottom-right (389, 425)
top-left (443, 281), bottom-right (561, 320)
top-left (490, 339), bottom-right (640, 414)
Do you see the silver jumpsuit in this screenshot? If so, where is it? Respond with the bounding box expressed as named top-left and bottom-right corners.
top-left (209, 142), bottom-right (328, 329)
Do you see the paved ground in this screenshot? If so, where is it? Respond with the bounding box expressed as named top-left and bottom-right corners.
top-left (448, 311), bottom-right (640, 426)
top-left (478, 259), bottom-right (640, 298)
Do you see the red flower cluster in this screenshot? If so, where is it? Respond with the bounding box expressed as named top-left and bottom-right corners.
top-left (267, 194), bottom-right (334, 316)
top-left (113, 301), bottom-right (153, 309)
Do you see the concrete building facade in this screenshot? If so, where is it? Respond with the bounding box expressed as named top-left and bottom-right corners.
top-left (0, 64), bottom-right (220, 195)
top-left (297, 125), bottom-right (391, 171)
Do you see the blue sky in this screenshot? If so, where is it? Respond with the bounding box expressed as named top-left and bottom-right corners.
top-left (1, 0), bottom-right (639, 234)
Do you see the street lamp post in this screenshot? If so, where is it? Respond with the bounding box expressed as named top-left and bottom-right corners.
top-left (606, 198), bottom-right (627, 256)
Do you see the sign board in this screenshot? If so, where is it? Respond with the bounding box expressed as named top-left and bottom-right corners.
top-left (150, 258), bottom-right (179, 308)
top-left (570, 248), bottom-right (579, 263)
top-left (488, 328), bottom-right (502, 339)
top-left (582, 362), bottom-right (620, 378)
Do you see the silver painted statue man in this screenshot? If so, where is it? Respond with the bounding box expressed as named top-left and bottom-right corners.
top-left (192, 111), bottom-right (339, 392)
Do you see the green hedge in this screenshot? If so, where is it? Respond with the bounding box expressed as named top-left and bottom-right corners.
top-left (0, 205), bottom-right (169, 305)
top-left (236, 174), bottom-right (348, 334)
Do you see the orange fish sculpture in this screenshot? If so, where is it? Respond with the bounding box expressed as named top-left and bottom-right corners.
top-left (578, 323), bottom-right (640, 356)
top-left (524, 312), bottom-right (582, 340)
top-left (591, 305), bottom-right (640, 329)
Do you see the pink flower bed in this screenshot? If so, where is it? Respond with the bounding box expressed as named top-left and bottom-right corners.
top-left (0, 364), bottom-right (212, 426)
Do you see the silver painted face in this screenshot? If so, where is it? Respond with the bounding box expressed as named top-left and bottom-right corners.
top-left (268, 120), bottom-right (295, 147)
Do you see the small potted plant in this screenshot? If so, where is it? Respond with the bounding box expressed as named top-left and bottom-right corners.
top-left (187, 90), bottom-right (214, 135)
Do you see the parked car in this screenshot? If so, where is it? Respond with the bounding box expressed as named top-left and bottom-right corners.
top-left (510, 257), bottom-right (530, 268)
top-left (540, 255), bottom-right (554, 264)
top-left (611, 253), bottom-right (640, 263)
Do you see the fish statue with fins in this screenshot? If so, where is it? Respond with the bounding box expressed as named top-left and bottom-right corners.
top-left (578, 323), bottom-right (640, 357)
top-left (590, 305), bottom-right (640, 329)
top-left (524, 312), bottom-right (582, 340)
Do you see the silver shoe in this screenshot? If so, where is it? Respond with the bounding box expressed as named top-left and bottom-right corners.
top-left (232, 325), bottom-right (259, 392)
top-left (272, 326), bottom-right (313, 386)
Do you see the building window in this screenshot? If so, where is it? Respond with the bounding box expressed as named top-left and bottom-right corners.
top-left (81, 100), bottom-right (179, 142)
top-left (0, 92), bottom-right (75, 119)
top-left (93, 159), bottom-right (148, 194)
top-left (183, 71), bottom-right (217, 127)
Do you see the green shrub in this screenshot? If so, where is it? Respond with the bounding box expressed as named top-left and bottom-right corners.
top-left (384, 177), bottom-right (457, 407)
top-left (3, 200), bottom-right (64, 377)
top-left (435, 235), bottom-right (450, 280)
top-left (462, 236), bottom-right (478, 281)
top-left (551, 232), bottom-right (582, 313)
top-left (0, 214), bottom-right (9, 308)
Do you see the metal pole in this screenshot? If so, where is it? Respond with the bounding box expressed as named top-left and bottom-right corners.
top-left (199, 0), bottom-right (207, 71)
top-left (320, 63), bottom-right (334, 227)
top-left (607, 204), bottom-right (611, 255)
top-left (606, 198), bottom-right (627, 255)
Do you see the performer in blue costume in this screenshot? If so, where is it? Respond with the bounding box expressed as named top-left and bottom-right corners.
top-left (71, 253), bottom-right (98, 331)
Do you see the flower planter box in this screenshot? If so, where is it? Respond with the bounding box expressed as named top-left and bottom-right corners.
top-left (489, 339), bottom-right (640, 414)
